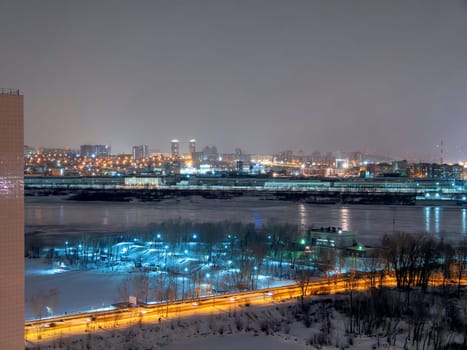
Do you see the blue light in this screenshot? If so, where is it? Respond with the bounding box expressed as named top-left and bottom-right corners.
top-left (253, 209), bottom-right (262, 229)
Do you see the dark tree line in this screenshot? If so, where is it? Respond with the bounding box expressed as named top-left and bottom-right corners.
top-left (382, 232), bottom-right (467, 298)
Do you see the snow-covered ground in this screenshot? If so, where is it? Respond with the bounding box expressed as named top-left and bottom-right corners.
top-left (26, 260), bottom-right (466, 350)
top-left (25, 258), bottom-right (294, 320)
top-left (164, 333), bottom-right (312, 350)
top-left (26, 259), bottom-right (133, 319)
top-left (26, 295), bottom-right (406, 350)
top-left (25, 259), bottom-right (378, 349)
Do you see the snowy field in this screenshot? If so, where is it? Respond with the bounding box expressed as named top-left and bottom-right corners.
top-left (26, 259), bottom-right (129, 319)
top-left (25, 258), bottom-right (294, 321)
top-left (164, 333), bottom-right (314, 350)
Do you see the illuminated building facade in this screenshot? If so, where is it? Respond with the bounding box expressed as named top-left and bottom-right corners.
top-left (171, 139), bottom-right (179, 158)
top-left (189, 139), bottom-right (196, 155)
top-left (0, 88), bottom-right (24, 348)
top-left (80, 144), bottom-right (111, 157)
top-left (132, 144), bottom-right (149, 159)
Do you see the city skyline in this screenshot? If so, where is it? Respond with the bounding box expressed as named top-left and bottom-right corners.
top-left (23, 140), bottom-right (458, 165)
top-left (2, 0), bottom-right (467, 162)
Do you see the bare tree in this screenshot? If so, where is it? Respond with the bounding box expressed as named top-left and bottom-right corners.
top-left (417, 237), bottom-right (438, 293)
top-left (363, 247), bottom-right (385, 289)
top-left (383, 232), bottom-right (422, 307)
top-left (294, 267), bottom-right (313, 305)
top-left (437, 239), bottom-right (455, 288)
top-left (133, 271), bottom-right (151, 305)
top-left (344, 269), bottom-right (363, 334)
top-left (316, 246), bottom-right (336, 282)
top-left (452, 246), bottom-right (467, 297)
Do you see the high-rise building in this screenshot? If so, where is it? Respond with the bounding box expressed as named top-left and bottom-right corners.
top-left (277, 150), bottom-right (293, 163)
top-left (132, 145), bottom-right (149, 159)
top-left (189, 139), bottom-right (196, 155)
top-left (189, 139), bottom-right (196, 165)
top-left (171, 139), bottom-right (179, 158)
top-left (79, 144), bottom-right (111, 157)
top-left (0, 88), bottom-right (24, 348)
top-left (202, 145), bottom-right (219, 162)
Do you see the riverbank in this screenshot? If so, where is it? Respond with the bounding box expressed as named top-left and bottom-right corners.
top-left (25, 187), bottom-right (417, 205)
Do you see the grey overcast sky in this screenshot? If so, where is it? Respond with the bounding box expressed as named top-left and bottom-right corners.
top-left (1, 0), bottom-right (466, 161)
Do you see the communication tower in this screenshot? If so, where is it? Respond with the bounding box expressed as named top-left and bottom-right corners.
top-left (439, 139), bottom-right (444, 164)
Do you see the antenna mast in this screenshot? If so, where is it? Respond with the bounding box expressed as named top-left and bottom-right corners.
top-left (439, 139), bottom-right (444, 164)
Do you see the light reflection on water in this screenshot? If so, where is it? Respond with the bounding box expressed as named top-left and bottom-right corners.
top-left (102, 208), bottom-right (109, 225)
top-left (434, 207), bottom-right (440, 234)
top-left (425, 207), bottom-right (430, 233)
top-left (339, 207), bottom-right (350, 231)
top-left (298, 203), bottom-right (307, 234)
top-left (33, 207), bottom-right (42, 225)
top-left (25, 197), bottom-right (467, 245)
top-left (59, 205), bottom-right (64, 225)
top-left (462, 209), bottom-right (466, 235)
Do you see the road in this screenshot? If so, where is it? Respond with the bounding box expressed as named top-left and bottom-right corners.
top-left (27, 274), bottom-right (462, 345)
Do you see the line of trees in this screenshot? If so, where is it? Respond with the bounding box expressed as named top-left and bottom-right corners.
top-left (381, 232), bottom-right (467, 297)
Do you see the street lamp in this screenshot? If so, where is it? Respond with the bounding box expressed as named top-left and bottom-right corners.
top-left (164, 245), bottom-right (169, 265)
top-left (206, 272), bottom-right (216, 307)
top-left (182, 267), bottom-right (188, 300)
top-left (253, 266), bottom-right (258, 289)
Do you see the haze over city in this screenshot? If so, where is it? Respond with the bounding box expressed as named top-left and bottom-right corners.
top-left (1, 0), bottom-right (467, 161)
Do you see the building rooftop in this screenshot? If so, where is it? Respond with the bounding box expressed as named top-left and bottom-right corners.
top-left (0, 88), bottom-right (20, 96)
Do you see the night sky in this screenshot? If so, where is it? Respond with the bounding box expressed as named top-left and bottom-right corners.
top-left (1, 0), bottom-right (466, 161)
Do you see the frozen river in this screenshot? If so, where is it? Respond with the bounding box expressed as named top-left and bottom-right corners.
top-left (26, 196), bottom-right (467, 245)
